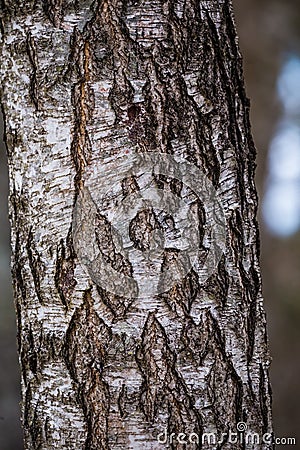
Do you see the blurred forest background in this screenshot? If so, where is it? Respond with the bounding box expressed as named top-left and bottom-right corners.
top-left (0, 1), bottom-right (300, 448)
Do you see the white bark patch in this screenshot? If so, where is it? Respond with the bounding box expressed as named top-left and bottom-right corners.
top-left (126, 0), bottom-right (168, 46)
top-left (31, 363), bottom-right (86, 445)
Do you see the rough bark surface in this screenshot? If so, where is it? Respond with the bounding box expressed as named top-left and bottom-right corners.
top-left (0, 0), bottom-right (273, 449)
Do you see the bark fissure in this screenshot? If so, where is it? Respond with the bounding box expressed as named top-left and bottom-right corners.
top-left (54, 227), bottom-right (77, 309)
top-left (26, 31), bottom-right (40, 110)
top-left (64, 290), bottom-right (111, 449)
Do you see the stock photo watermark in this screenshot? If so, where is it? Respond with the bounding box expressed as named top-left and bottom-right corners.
top-left (157, 422), bottom-right (296, 447)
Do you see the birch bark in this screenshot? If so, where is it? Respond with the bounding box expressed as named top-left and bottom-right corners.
top-left (0, 0), bottom-right (273, 449)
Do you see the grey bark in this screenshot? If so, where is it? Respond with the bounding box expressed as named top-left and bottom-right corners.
top-left (0, 1), bottom-right (273, 449)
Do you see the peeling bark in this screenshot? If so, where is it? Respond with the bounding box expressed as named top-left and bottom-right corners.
top-left (0, 1), bottom-right (273, 449)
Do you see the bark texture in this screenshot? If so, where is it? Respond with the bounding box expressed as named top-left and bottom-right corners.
top-left (0, 0), bottom-right (273, 449)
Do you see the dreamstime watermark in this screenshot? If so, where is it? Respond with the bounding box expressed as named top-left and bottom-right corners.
top-left (157, 422), bottom-right (296, 447)
top-left (73, 151), bottom-right (226, 298)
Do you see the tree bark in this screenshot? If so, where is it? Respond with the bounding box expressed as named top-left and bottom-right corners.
top-left (0, 1), bottom-right (273, 449)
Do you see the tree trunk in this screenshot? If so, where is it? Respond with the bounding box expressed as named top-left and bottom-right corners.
top-left (0, 1), bottom-right (273, 449)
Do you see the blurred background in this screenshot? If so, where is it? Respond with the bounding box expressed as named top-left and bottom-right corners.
top-left (234, 0), bottom-right (300, 445)
top-left (0, 1), bottom-right (300, 448)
